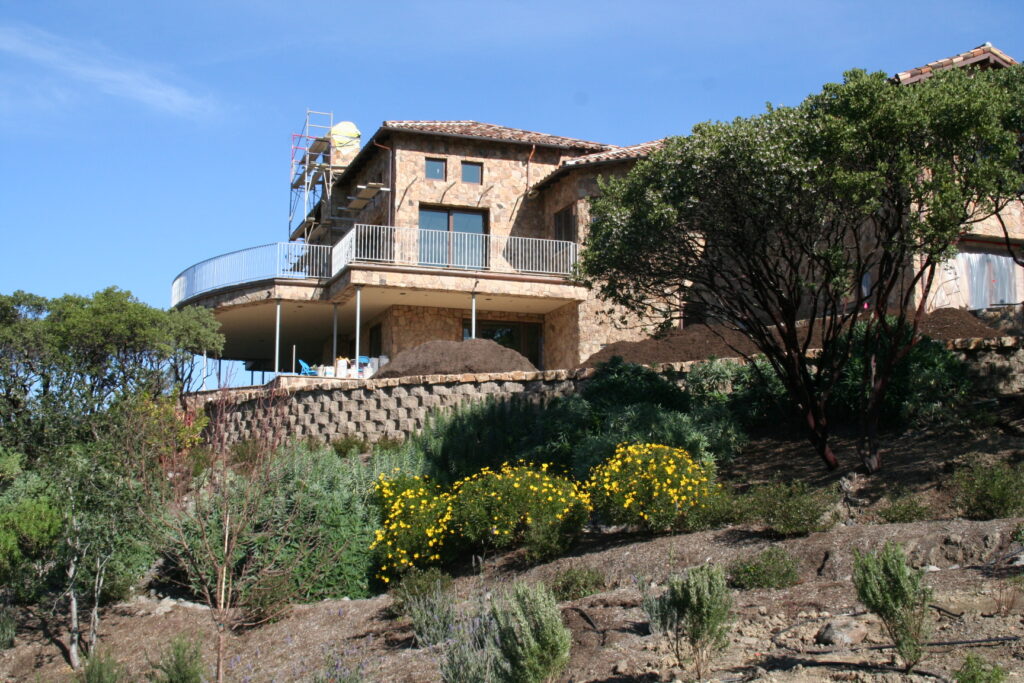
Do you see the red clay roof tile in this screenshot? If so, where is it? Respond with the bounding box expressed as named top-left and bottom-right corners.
top-left (381, 120), bottom-right (613, 151)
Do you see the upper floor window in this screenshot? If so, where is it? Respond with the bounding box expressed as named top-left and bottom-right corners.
top-left (554, 205), bottom-right (576, 242)
top-left (461, 161), bottom-right (483, 184)
top-left (425, 158), bottom-right (446, 180)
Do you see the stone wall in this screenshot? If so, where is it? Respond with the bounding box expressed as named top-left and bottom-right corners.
top-left (186, 337), bottom-right (1022, 448)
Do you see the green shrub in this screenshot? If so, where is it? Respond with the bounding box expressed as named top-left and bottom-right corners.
top-left (80, 651), bottom-right (127, 683)
top-left (449, 464), bottom-right (590, 562)
top-left (954, 653), bottom-right (1009, 683)
top-left (405, 579), bottom-right (456, 648)
top-left (581, 356), bottom-right (687, 413)
top-left (879, 488), bottom-right (932, 523)
top-left (490, 582), bottom-right (572, 683)
top-left (645, 564), bottom-right (733, 681)
top-left (547, 565), bottom-right (606, 601)
top-left (727, 547), bottom-right (799, 589)
top-left (147, 635), bottom-right (204, 683)
top-left (390, 566), bottom-right (453, 617)
top-left (678, 484), bottom-right (749, 532)
top-left (833, 320), bottom-right (969, 428)
top-left (0, 606), bottom-right (15, 650)
top-left (853, 542), bottom-right (932, 673)
top-left (587, 443), bottom-right (718, 532)
top-left (440, 615), bottom-right (498, 683)
top-left (747, 480), bottom-right (838, 537)
top-left (953, 460), bottom-right (1024, 520)
top-left (331, 435), bottom-right (369, 458)
top-left (371, 474), bottom-right (453, 582)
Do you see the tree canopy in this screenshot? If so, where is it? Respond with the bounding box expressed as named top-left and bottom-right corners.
top-left (582, 66), bottom-right (1024, 471)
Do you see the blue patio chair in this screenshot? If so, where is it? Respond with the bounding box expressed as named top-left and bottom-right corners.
top-left (298, 359), bottom-right (317, 376)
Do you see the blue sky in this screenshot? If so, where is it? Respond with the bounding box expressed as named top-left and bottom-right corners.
top-left (2, 0), bottom-right (1024, 308)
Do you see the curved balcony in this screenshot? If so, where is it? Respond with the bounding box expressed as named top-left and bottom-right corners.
top-left (171, 242), bottom-right (332, 306)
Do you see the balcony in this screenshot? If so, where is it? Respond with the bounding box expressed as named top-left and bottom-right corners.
top-left (171, 225), bottom-right (578, 307)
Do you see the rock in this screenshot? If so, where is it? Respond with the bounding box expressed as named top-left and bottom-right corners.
top-left (815, 618), bottom-right (868, 647)
top-left (923, 564), bottom-right (941, 572)
top-left (152, 597), bottom-right (175, 616)
top-left (613, 660), bottom-right (628, 674)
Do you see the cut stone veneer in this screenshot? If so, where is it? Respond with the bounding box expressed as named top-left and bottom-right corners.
top-left (185, 337), bottom-right (1023, 448)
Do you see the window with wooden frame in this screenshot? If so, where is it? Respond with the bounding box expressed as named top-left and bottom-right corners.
top-left (554, 204), bottom-right (576, 242)
top-left (425, 158), bottom-right (446, 180)
top-left (461, 161), bottom-right (483, 184)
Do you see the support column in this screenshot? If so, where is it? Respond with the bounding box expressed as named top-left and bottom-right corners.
top-left (471, 293), bottom-right (477, 339)
top-left (201, 351), bottom-right (207, 391)
top-left (354, 286), bottom-right (362, 372)
top-left (274, 299), bottom-right (281, 375)
top-left (332, 303), bottom-right (338, 365)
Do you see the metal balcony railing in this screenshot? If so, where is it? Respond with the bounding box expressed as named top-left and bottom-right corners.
top-left (171, 227), bottom-right (578, 306)
top-left (171, 242), bottom-right (332, 306)
top-left (331, 224), bottom-right (578, 277)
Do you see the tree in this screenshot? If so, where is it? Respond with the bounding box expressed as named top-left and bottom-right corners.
top-left (0, 287), bottom-right (223, 458)
top-left (582, 67), bottom-right (1024, 471)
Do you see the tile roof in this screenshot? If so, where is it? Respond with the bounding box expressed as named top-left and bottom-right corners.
top-left (562, 139), bottom-right (666, 167)
top-left (381, 120), bottom-right (613, 151)
top-left (894, 43), bottom-right (1018, 85)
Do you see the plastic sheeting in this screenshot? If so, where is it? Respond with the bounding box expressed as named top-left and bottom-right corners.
top-left (958, 251), bottom-right (1017, 309)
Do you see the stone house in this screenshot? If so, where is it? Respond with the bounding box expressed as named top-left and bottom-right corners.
top-left (170, 45), bottom-right (1024, 379)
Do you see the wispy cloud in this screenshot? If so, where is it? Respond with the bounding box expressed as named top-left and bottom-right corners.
top-left (0, 23), bottom-right (216, 118)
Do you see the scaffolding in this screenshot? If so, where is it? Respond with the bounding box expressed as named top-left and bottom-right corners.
top-left (288, 110), bottom-right (361, 242)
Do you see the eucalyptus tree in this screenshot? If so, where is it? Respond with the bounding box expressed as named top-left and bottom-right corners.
top-left (582, 66), bottom-right (1023, 471)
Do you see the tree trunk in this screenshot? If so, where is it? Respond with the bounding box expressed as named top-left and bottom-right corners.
top-left (804, 408), bottom-right (839, 470)
top-left (67, 554), bottom-right (81, 670)
top-left (217, 626), bottom-right (226, 683)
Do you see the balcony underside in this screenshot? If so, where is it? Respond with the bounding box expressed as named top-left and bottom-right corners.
top-left (213, 283), bottom-right (583, 368)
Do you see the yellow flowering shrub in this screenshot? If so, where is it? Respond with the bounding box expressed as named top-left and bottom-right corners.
top-left (370, 472), bottom-right (453, 583)
top-left (587, 443), bottom-right (716, 532)
top-left (449, 463), bottom-right (592, 562)
top-left (371, 464), bottom-right (592, 582)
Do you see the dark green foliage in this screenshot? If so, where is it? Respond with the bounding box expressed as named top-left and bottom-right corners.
top-left (332, 436), bottom-right (370, 458)
top-left (727, 547), bottom-right (799, 589)
top-left (747, 480), bottom-right (838, 537)
top-left (954, 654), bottom-right (1009, 683)
top-left (79, 651), bottom-right (127, 683)
top-left (490, 582), bottom-right (571, 683)
top-left (879, 487), bottom-right (932, 524)
top-left (390, 567), bottom-right (453, 617)
top-left (831, 320), bottom-right (969, 428)
top-left (644, 565), bottom-right (733, 680)
top-left (0, 606), bottom-right (15, 650)
top-left (580, 356), bottom-right (687, 413)
top-left (677, 484), bottom-right (749, 532)
top-left (546, 565), bottom-right (606, 601)
top-left (147, 635), bottom-right (204, 683)
top-left (853, 542), bottom-right (932, 673)
top-left (953, 460), bottom-right (1024, 520)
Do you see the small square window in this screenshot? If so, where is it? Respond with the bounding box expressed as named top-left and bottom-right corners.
top-left (425, 158), bottom-right (446, 180)
top-left (461, 161), bottom-right (483, 184)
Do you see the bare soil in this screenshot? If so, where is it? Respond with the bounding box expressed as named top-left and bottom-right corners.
top-left (375, 339), bottom-right (536, 379)
top-left (579, 308), bottom-right (1007, 369)
top-left (4, 401), bottom-right (1024, 682)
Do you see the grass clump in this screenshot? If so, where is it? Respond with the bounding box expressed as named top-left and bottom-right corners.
top-left (389, 566), bottom-right (453, 617)
top-left (547, 565), bottom-right (606, 601)
top-left (404, 577), bottom-right (456, 648)
top-left (727, 547), bottom-right (799, 590)
top-left (643, 564), bottom-right (733, 681)
top-left (747, 480), bottom-right (838, 537)
top-left (952, 460), bottom-right (1024, 520)
top-left (146, 635), bottom-right (204, 682)
top-left (490, 582), bottom-right (571, 683)
top-left (953, 653), bottom-right (1008, 683)
top-left (853, 542), bottom-right (932, 673)
top-left (878, 487), bottom-right (932, 523)
top-left (79, 651), bottom-right (127, 683)
top-left (0, 606), bottom-right (15, 650)
top-left (440, 615), bottom-right (498, 683)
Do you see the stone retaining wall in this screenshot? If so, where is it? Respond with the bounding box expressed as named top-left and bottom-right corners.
top-left (186, 337), bottom-right (1023, 447)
